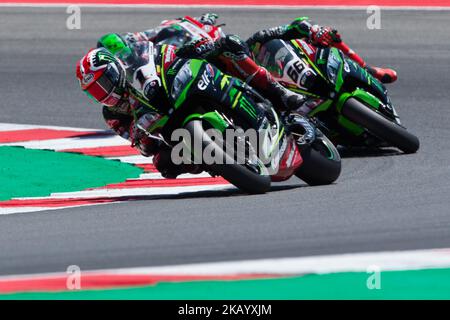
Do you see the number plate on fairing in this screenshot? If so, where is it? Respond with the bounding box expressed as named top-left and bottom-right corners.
top-left (281, 43), bottom-right (317, 90)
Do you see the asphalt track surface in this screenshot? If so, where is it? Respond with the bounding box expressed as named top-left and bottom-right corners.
top-left (0, 7), bottom-right (449, 276)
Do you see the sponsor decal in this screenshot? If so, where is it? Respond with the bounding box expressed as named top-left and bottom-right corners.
top-left (205, 64), bottom-right (215, 77)
top-left (344, 61), bottom-right (350, 73)
top-left (300, 70), bottom-right (316, 88)
top-left (298, 39), bottom-right (314, 56)
top-left (197, 69), bottom-right (211, 90)
top-left (165, 45), bottom-right (175, 63)
top-left (96, 51), bottom-right (116, 66)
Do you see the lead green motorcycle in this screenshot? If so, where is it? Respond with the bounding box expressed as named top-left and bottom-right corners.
top-left (136, 45), bottom-right (341, 193)
top-left (252, 39), bottom-right (420, 154)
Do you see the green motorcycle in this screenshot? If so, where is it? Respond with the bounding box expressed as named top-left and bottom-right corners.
top-left (137, 45), bottom-right (341, 193)
top-left (252, 39), bottom-right (420, 154)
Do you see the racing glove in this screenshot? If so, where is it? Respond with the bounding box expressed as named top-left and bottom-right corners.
top-left (176, 37), bottom-right (217, 59)
top-left (198, 13), bottom-right (219, 25)
top-left (102, 105), bottom-right (133, 140)
top-left (177, 35), bottom-right (248, 60)
top-left (130, 113), bottom-right (163, 157)
top-left (309, 25), bottom-right (342, 47)
top-left (153, 147), bottom-right (202, 179)
top-left (246, 26), bottom-right (285, 49)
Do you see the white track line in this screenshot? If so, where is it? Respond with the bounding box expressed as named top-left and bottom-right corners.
top-left (135, 171), bottom-right (213, 179)
top-left (1, 248), bottom-right (450, 280)
top-left (0, 123), bottom-right (233, 216)
top-left (0, 3), bottom-right (449, 10)
top-left (1, 184), bottom-right (233, 215)
top-left (48, 184), bottom-right (232, 198)
top-left (108, 155), bottom-right (151, 163)
top-left (0, 122), bottom-right (100, 132)
top-left (0, 204), bottom-right (107, 215)
top-left (0, 201), bottom-right (128, 215)
top-left (106, 248), bottom-right (450, 275)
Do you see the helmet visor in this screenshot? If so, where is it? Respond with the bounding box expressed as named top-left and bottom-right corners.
top-left (85, 63), bottom-right (122, 106)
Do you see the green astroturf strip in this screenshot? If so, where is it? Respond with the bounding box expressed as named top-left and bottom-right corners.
top-left (0, 146), bottom-right (143, 201)
top-left (2, 268), bottom-right (450, 300)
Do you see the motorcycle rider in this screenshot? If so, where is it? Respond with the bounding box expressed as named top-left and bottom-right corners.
top-left (77, 40), bottom-right (198, 178)
top-left (105, 13), bottom-right (396, 105)
top-left (246, 16), bottom-right (398, 84)
top-left (77, 14), bottom-right (390, 178)
top-left (173, 15), bottom-right (397, 119)
top-left (111, 13), bottom-right (224, 47)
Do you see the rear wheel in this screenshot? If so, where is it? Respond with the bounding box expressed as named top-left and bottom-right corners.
top-left (184, 120), bottom-right (271, 194)
top-left (295, 133), bottom-right (342, 186)
top-left (342, 98), bottom-right (420, 154)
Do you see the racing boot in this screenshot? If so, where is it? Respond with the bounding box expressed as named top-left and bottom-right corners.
top-left (335, 42), bottom-right (398, 84)
top-left (278, 83), bottom-right (307, 111)
top-left (248, 67), bottom-right (306, 111)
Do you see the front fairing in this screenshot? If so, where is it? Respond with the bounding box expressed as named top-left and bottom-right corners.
top-left (163, 56), bottom-right (273, 131)
top-left (255, 39), bottom-right (309, 86)
top-left (162, 58), bottom-right (206, 109)
top-left (161, 56), bottom-right (299, 178)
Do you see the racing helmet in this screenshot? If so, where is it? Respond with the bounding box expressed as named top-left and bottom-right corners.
top-left (76, 48), bottom-right (126, 107)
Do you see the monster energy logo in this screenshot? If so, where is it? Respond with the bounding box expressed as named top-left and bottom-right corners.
top-left (96, 51), bottom-right (116, 64)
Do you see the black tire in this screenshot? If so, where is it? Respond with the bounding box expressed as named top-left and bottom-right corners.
top-left (184, 120), bottom-right (271, 194)
top-left (342, 98), bottom-right (420, 154)
top-left (295, 134), bottom-right (342, 186)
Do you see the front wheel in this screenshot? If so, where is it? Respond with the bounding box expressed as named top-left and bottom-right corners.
top-left (295, 133), bottom-right (342, 186)
top-left (342, 98), bottom-right (420, 154)
top-left (184, 120), bottom-right (271, 194)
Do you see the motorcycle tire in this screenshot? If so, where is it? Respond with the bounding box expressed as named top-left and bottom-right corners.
top-left (295, 133), bottom-right (342, 186)
top-left (184, 120), bottom-right (271, 194)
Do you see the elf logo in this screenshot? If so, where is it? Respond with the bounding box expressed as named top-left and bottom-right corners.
top-left (197, 70), bottom-right (211, 90)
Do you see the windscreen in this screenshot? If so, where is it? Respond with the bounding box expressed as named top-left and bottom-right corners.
top-left (254, 40), bottom-right (294, 79)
